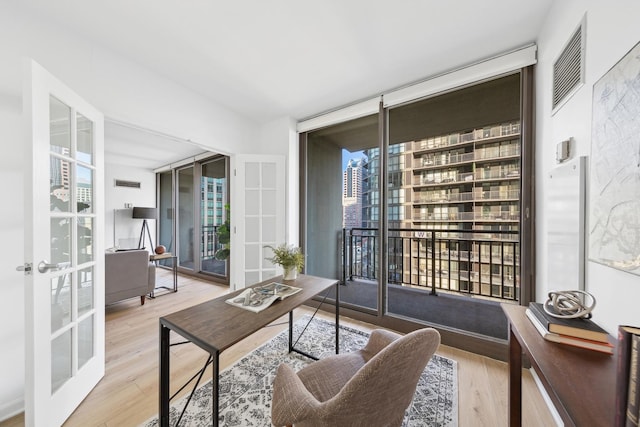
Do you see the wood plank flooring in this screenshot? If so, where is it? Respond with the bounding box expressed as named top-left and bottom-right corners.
top-left (1, 270), bottom-right (556, 427)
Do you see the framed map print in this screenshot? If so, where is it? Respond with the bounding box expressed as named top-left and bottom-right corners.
top-left (589, 41), bottom-right (640, 276)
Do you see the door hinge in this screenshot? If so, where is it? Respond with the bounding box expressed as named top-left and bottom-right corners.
top-left (16, 263), bottom-right (33, 275)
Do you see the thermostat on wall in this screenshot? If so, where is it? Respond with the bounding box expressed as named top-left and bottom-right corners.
top-left (556, 138), bottom-right (571, 163)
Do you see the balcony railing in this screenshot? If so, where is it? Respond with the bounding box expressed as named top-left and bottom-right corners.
top-left (202, 225), bottom-right (222, 259)
top-left (413, 189), bottom-right (520, 204)
top-left (413, 123), bottom-right (521, 151)
top-left (343, 227), bottom-right (520, 301)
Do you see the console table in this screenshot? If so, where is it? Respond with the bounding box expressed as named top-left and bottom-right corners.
top-left (159, 274), bottom-right (340, 427)
top-left (502, 304), bottom-right (617, 427)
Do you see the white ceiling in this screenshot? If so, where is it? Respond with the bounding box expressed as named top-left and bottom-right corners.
top-left (22, 0), bottom-right (553, 166)
top-left (23, 0), bottom-right (553, 123)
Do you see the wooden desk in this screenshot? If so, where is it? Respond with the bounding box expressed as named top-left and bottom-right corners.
top-left (502, 304), bottom-right (616, 427)
top-left (159, 274), bottom-right (340, 427)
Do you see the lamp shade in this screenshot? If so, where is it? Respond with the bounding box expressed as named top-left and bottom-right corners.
top-left (132, 207), bottom-right (158, 220)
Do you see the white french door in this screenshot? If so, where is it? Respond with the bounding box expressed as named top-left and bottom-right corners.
top-left (231, 155), bottom-right (285, 290)
top-left (22, 59), bottom-right (105, 426)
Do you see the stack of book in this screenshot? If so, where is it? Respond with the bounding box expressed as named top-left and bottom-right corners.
top-left (525, 302), bottom-right (614, 354)
top-left (615, 325), bottom-right (640, 427)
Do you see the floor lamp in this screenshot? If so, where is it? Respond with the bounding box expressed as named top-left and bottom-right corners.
top-left (132, 207), bottom-right (157, 250)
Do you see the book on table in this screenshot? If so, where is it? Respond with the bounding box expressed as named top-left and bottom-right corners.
top-left (525, 308), bottom-right (614, 354)
top-left (615, 325), bottom-right (640, 427)
top-left (528, 302), bottom-right (609, 343)
top-left (225, 282), bottom-right (302, 313)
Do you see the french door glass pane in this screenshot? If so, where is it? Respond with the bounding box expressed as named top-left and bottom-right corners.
top-left (50, 96), bottom-right (71, 153)
top-left (76, 112), bottom-right (93, 164)
top-left (51, 273), bottom-right (72, 332)
top-left (51, 217), bottom-right (71, 265)
top-left (77, 267), bottom-right (94, 316)
top-left (51, 329), bottom-right (72, 393)
top-left (77, 217), bottom-right (93, 264)
top-left (50, 156), bottom-right (71, 213)
top-left (76, 164), bottom-right (93, 213)
top-left (78, 315), bottom-right (94, 369)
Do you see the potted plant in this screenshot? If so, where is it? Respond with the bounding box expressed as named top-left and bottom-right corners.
top-left (265, 244), bottom-right (304, 280)
top-left (214, 204), bottom-right (230, 260)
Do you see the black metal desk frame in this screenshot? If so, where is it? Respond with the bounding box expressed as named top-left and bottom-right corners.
top-left (159, 275), bottom-right (339, 427)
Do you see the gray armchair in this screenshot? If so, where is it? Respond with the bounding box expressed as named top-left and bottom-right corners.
top-left (105, 250), bottom-right (155, 305)
top-left (271, 327), bottom-right (441, 427)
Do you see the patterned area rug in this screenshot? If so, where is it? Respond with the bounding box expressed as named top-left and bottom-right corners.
top-left (142, 316), bottom-right (458, 427)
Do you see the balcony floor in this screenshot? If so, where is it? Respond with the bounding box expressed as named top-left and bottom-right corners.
top-left (332, 278), bottom-right (509, 340)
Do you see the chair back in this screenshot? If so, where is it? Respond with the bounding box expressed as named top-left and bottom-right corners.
top-left (323, 328), bottom-right (441, 426)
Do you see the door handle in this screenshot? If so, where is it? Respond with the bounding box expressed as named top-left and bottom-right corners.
top-left (37, 261), bottom-right (71, 273)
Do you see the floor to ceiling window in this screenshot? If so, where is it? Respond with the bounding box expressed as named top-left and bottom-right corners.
top-left (302, 70), bottom-right (533, 348)
top-left (304, 113), bottom-right (379, 313)
top-left (384, 74), bottom-right (522, 322)
top-left (157, 155), bottom-right (230, 283)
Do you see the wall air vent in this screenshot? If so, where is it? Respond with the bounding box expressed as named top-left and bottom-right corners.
top-left (552, 17), bottom-right (586, 113)
top-left (114, 179), bottom-right (141, 189)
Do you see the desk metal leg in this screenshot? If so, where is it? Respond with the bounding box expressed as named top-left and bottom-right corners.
top-left (508, 328), bottom-right (522, 427)
top-left (212, 351), bottom-right (220, 427)
top-left (172, 256), bottom-right (178, 292)
top-left (335, 280), bottom-right (339, 354)
top-left (160, 323), bottom-right (170, 427)
top-left (288, 311), bottom-right (294, 353)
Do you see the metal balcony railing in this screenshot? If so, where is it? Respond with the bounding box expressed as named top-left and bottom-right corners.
top-left (343, 227), bottom-right (520, 301)
top-left (201, 225), bottom-right (222, 259)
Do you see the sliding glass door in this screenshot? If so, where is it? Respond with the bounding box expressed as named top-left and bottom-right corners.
top-left (302, 71), bottom-right (532, 339)
top-left (304, 113), bottom-right (380, 313)
top-left (200, 157), bottom-right (228, 277)
top-left (177, 166), bottom-right (195, 270)
top-left (157, 155), bottom-right (230, 283)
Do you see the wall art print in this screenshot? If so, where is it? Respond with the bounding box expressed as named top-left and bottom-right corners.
top-left (589, 40), bottom-right (640, 276)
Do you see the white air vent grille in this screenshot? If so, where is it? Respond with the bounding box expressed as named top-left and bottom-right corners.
top-left (115, 179), bottom-right (141, 189)
top-left (552, 22), bottom-right (585, 111)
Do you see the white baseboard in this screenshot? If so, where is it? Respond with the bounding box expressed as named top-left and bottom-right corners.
top-left (0, 397), bottom-right (24, 423)
top-left (529, 368), bottom-right (563, 427)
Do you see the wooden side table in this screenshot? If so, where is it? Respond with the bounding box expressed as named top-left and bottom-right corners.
top-left (149, 252), bottom-right (178, 297)
top-left (502, 303), bottom-right (616, 427)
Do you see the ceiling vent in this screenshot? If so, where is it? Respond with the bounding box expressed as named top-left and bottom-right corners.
top-left (114, 179), bottom-right (141, 189)
top-left (552, 18), bottom-right (586, 113)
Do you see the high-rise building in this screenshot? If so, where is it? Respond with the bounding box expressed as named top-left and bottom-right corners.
top-left (342, 158), bottom-right (364, 229)
top-left (360, 120), bottom-right (521, 299)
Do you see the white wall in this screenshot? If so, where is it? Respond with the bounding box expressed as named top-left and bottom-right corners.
top-left (105, 163), bottom-right (157, 250)
top-left (254, 117), bottom-right (300, 245)
top-left (0, 3), bottom-right (259, 420)
top-left (0, 88), bottom-right (26, 420)
top-left (535, 0), bottom-right (640, 333)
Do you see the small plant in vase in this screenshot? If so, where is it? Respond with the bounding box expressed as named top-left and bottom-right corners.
top-left (265, 244), bottom-right (304, 280)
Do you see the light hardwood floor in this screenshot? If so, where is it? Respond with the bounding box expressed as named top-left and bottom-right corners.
top-left (1, 271), bottom-right (556, 427)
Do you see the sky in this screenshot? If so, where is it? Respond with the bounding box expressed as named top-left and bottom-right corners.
top-left (342, 149), bottom-right (365, 171)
